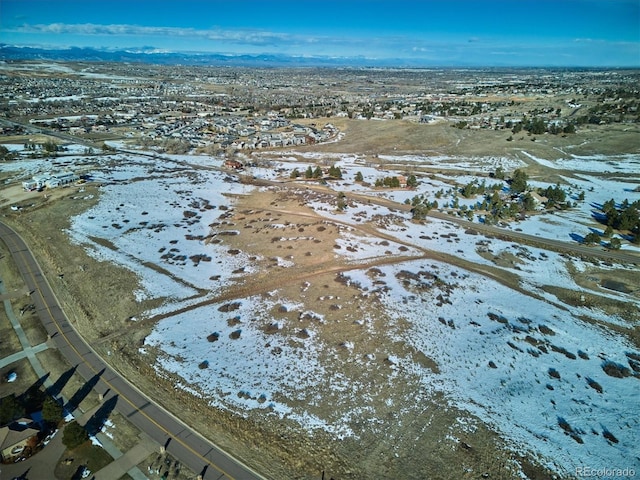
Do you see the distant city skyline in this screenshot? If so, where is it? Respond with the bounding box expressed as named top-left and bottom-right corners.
top-left (1, 0), bottom-right (639, 66)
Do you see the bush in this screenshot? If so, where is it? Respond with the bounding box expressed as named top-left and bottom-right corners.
top-left (586, 377), bottom-right (603, 393)
top-left (0, 394), bottom-right (25, 425)
top-left (602, 360), bottom-right (632, 378)
top-left (63, 421), bottom-right (89, 449)
top-left (42, 396), bottom-right (64, 425)
top-left (583, 232), bottom-right (601, 244)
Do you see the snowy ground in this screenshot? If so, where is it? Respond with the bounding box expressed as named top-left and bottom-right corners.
top-left (67, 154), bottom-right (254, 303)
top-left (523, 150), bottom-right (640, 175)
top-left (4, 146), bottom-right (638, 476)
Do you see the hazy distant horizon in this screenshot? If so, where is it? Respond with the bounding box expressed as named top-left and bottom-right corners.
top-left (1, 0), bottom-right (638, 67)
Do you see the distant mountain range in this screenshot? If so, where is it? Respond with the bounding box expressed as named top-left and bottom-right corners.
top-left (0, 44), bottom-right (431, 68)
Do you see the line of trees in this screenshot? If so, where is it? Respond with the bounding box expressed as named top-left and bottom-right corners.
top-left (460, 179), bottom-right (502, 198)
top-left (407, 194), bottom-right (439, 220)
top-left (601, 198), bottom-right (640, 243)
top-left (375, 176), bottom-right (401, 188)
top-left (374, 174), bottom-right (417, 188)
top-left (291, 165), bottom-right (343, 179)
top-left (507, 117), bottom-right (577, 136)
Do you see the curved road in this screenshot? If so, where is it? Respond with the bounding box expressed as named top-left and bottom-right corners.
top-left (0, 221), bottom-right (265, 480)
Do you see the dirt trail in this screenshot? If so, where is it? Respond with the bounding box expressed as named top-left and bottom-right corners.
top-left (92, 188), bottom-right (566, 346)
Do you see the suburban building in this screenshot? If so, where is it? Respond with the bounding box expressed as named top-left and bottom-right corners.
top-left (0, 418), bottom-right (40, 462)
top-left (529, 191), bottom-right (549, 207)
top-left (224, 159), bottom-right (244, 170)
top-left (22, 171), bottom-right (79, 190)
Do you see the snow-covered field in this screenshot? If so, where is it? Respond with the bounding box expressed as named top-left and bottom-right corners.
top-left (524, 150), bottom-right (640, 175)
top-left (4, 146), bottom-right (639, 476)
top-left (67, 154), bottom-right (254, 303)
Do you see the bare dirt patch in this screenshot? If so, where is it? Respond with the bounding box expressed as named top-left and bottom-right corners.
top-left (541, 285), bottom-right (640, 349)
top-left (571, 264), bottom-right (640, 301)
top-left (3, 168), bottom-right (560, 479)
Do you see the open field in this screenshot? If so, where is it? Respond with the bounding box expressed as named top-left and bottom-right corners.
top-left (1, 116), bottom-right (639, 479)
top-left (298, 116), bottom-right (640, 158)
top-left (1, 61), bottom-right (640, 479)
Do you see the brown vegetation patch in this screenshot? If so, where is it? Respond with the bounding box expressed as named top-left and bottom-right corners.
top-left (602, 360), bottom-right (632, 378)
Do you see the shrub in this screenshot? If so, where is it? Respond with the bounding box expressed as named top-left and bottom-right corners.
top-left (602, 360), bottom-right (632, 378)
top-left (584, 232), bottom-right (601, 244)
top-left (586, 377), bottom-right (603, 393)
top-left (63, 421), bottom-right (89, 449)
top-left (557, 416), bottom-right (572, 432)
top-left (42, 396), bottom-right (64, 425)
top-left (218, 302), bottom-right (241, 312)
top-left (603, 429), bottom-right (619, 444)
top-left (538, 324), bottom-right (555, 335)
top-left (0, 394), bottom-right (25, 425)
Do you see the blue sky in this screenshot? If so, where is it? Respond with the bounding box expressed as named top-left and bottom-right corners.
top-left (1, 0), bottom-right (639, 66)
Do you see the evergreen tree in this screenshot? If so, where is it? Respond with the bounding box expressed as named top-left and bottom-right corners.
top-left (608, 238), bottom-right (622, 250)
top-left (412, 203), bottom-right (430, 220)
top-left (42, 396), bottom-right (64, 425)
top-left (0, 394), bottom-right (25, 425)
top-left (63, 421), bottom-right (89, 449)
top-left (510, 169), bottom-right (528, 194)
top-left (522, 193), bottom-right (536, 211)
top-left (304, 166), bottom-right (313, 179)
top-left (355, 171), bottom-right (364, 182)
top-left (584, 232), bottom-right (601, 244)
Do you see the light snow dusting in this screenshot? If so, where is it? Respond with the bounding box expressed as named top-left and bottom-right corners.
top-left (51, 149), bottom-right (640, 476)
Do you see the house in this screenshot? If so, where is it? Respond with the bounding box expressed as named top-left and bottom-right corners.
top-left (22, 180), bottom-right (39, 191)
top-left (31, 174), bottom-right (51, 189)
top-left (0, 418), bottom-right (40, 462)
top-left (529, 191), bottom-right (548, 206)
top-left (24, 171), bottom-right (79, 190)
top-left (224, 159), bottom-right (244, 170)
top-left (45, 172), bottom-right (79, 189)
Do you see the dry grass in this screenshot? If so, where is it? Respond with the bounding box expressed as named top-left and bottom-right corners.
top-left (0, 358), bottom-right (39, 399)
top-left (35, 349), bottom-right (100, 412)
top-left (0, 313), bottom-right (21, 358)
top-left (2, 181), bottom-right (562, 479)
top-left (6, 117), bottom-right (633, 478)
top-left (54, 441), bottom-right (114, 480)
top-left (298, 117), bottom-right (640, 160)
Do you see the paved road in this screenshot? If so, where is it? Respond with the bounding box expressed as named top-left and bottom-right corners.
top-left (0, 221), bottom-right (265, 480)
